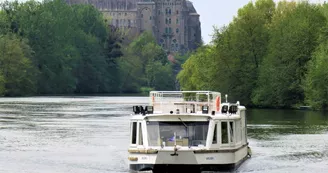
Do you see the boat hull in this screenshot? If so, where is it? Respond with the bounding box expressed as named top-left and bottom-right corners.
top-left (130, 157), bottom-right (248, 173)
top-left (129, 145), bottom-right (249, 172)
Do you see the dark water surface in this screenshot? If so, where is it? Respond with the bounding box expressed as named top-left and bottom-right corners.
top-left (0, 97), bottom-right (328, 173)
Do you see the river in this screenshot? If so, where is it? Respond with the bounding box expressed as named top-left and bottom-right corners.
top-left (0, 97), bottom-right (327, 173)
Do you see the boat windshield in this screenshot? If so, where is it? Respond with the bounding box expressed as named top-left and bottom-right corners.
top-left (147, 121), bottom-right (209, 147)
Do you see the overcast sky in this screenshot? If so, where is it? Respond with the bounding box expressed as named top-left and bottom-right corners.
top-left (193, 0), bottom-right (251, 44)
top-left (193, 0), bottom-right (320, 44)
top-left (0, 0), bottom-right (321, 44)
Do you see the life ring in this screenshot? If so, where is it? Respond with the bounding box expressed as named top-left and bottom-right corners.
top-left (215, 96), bottom-right (220, 111)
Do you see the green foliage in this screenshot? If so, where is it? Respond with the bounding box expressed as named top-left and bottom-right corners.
top-left (119, 32), bottom-right (175, 93)
top-left (0, 34), bottom-right (36, 96)
top-left (0, 0), bottom-right (123, 95)
top-left (140, 87), bottom-right (155, 95)
top-left (253, 1), bottom-right (325, 107)
top-left (0, 73), bottom-right (4, 96)
top-left (179, 0), bottom-right (274, 105)
top-left (304, 42), bottom-right (328, 110)
top-left (74, 30), bottom-right (108, 93)
top-left (178, 0), bottom-right (328, 109)
top-left (304, 3), bottom-right (328, 110)
top-left (177, 46), bottom-right (215, 91)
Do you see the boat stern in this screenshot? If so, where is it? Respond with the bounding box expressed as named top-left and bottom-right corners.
top-left (128, 145), bottom-right (249, 172)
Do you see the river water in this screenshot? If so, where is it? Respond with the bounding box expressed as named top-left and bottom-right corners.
top-left (0, 97), bottom-right (327, 173)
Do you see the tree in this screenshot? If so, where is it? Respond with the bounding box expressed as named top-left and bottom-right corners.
top-left (0, 0), bottom-right (123, 95)
top-left (104, 26), bottom-right (124, 93)
top-left (304, 3), bottom-right (328, 110)
top-left (0, 34), bottom-right (36, 96)
top-left (178, 0), bottom-right (275, 105)
top-left (252, 1), bottom-right (325, 108)
top-left (177, 46), bottom-right (215, 91)
top-left (304, 42), bottom-right (328, 110)
top-left (119, 32), bottom-right (175, 92)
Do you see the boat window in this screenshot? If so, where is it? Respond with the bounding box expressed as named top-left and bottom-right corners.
top-left (212, 124), bottom-right (217, 144)
top-left (236, 120), bottom-right (242, 143)
top-left (131, 122), bottom-right (137, 144)
top-left (147, 121), bottom-right (209, 147)
top-left (138, 122), bottom-right (143, 145)
top-left (229, 121), bottom-right (234, 143)
top-left (221, 122), bottom-right (228, 144)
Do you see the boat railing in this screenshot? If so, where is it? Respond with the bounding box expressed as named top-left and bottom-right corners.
top-left (149, 91), bottom-right (221, 114)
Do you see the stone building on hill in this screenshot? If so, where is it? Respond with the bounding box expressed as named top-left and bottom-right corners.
top-left (66, 0), bottom-right (201, 53)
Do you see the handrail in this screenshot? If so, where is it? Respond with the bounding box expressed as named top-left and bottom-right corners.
top-left (149, 91), bottom-right (221, 113)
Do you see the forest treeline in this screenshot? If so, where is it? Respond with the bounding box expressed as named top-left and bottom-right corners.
top-left (178, 0), bottom-right (328, 110)
top-left (0, 0), bottom-right (176, 96)
top-left (2, 0), bottom-right (328, 110)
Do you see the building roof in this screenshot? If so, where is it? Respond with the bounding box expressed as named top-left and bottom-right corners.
top-left (186, 0), bottom-right (197, 13)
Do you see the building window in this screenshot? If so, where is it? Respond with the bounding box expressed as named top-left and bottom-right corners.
top-left (158, 10), bottom-right (161, 15)
top-left (150, 16), bottom-right (152, 20)
top-left (169, 27), bottom-right (172, 33)
top-left (141, 14), bottom-right (143, 18)
top-left (176, 28), bottom-right (179, 33)
top-left (165, 18), bottom-right (168, 24)
top-left (173, 39), bottom-right (177, 43)
top-left (169, 18), bottom-right (171, 24)
top-left (165, 27), bottom-right (169, 33)
top-left (176, 10), bottom-right (179, 14)
top-left (176, 18), bottom-right (179, 24)
top-left (166, 8), bottom-right (171, 15)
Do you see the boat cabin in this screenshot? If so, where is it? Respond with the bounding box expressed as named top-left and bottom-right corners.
top-left (129, 91), bottom-right (247, 150)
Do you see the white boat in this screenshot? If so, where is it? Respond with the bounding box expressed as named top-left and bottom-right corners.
top-left (128, 91), bottom-right (251, 173)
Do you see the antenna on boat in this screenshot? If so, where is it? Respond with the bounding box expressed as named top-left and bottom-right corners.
top-left (225, 94), bottom-right (228, 103)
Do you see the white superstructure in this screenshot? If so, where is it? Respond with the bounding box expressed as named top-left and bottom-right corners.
top-left (128, 91), bottom-right (251, 173)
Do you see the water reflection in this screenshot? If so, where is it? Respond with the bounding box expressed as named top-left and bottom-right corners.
top-left (244, 109), bottom-right (328, 173)
top-left (0, 98), bottom-right (328, 173)
top-left (0, 96), bottom-right (147, 173)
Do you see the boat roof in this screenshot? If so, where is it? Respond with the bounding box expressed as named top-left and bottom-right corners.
top-left (149, 91), bottom-right (223, 114)
top-left (150, 90), bottom-right (220, 93)
top-left (130, 111), bottom-right (244, 121)
top-left (130, 90), bottom-right (245, 121)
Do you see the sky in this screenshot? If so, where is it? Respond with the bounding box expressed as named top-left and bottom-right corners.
top-left (0, 0), bottom-right (321, 44)
top-left (192, 0), bottom-right (319, 44)
top-left (193, 0), bottom-right (251, 44)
